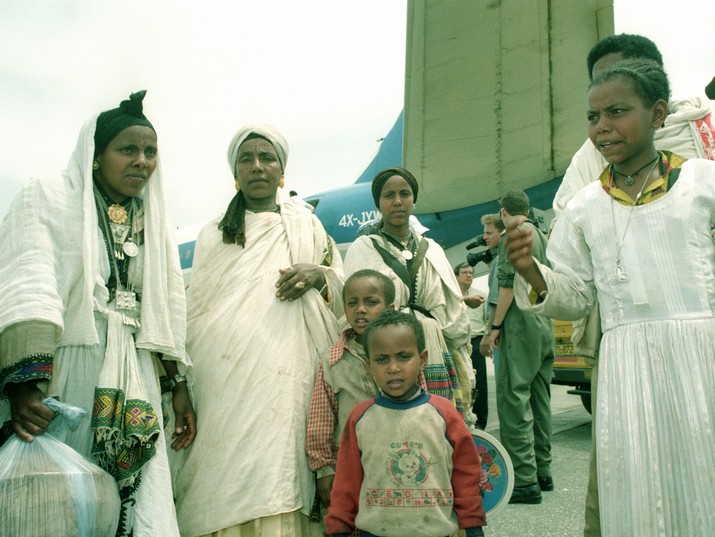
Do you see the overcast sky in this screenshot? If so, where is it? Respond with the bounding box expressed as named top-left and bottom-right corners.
top-left (1, 1), bottom-right (713, 227)
top-left (0, 0), bottom-right (408, 227)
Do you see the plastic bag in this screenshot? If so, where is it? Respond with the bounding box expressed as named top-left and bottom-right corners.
top-left (0, 398), bottom-right (120, 537)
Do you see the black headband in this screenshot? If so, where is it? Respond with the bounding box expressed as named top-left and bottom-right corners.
top-left (371, 166), bottom-right (419, 207)
top-left (94, 90), bottom-right (155, 156)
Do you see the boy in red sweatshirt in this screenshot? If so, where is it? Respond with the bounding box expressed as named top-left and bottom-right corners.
top-left (325, 310), bottom-right (487, 537)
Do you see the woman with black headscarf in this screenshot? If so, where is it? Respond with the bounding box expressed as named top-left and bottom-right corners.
top-left (344, 167), bottom-right (474, 422)
top-left (0, 91), bottom-right (194, 536)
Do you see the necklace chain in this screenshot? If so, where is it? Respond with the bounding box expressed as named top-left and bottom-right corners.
top-left (380, 229), bottom-right (416, 261)
top-left (93, 185), bottom-right (138, 304)
top-left (247, 205), bottom-right (280, 214)
top-left (613, 155), bottom-right (659, 187)
top-left (382, 229), bottom-right (412, 246)
top-left (609, 156), bottom-right (661, 284)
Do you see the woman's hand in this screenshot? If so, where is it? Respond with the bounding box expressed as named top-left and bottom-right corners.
top-left (276, 263), bottom-right (326, 301)
top-left (6, 381), bottom-right (54, 442)
top-left (462, 294), bottom-right (485, 309)
top-left (170, 384), bottom-right (196, 450)
top-left (505, 215), bottom-right (549, 295)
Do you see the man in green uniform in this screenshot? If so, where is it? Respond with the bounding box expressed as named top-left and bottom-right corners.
top-left (488, 190), bottom-right (554, 504)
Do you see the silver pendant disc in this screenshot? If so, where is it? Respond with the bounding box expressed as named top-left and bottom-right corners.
top-left (123, 241), bottom-right (139, 257)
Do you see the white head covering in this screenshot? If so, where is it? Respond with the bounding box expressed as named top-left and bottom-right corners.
top-left (226, 124), bottom-right (289, 176)
top-left (0, 109), bottom-right (188, 364)
top-left (661, 97), bottom-right (715, 160)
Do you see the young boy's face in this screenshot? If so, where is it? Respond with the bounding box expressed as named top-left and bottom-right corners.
top-left (344, 277), bottom-right (392, 337)
top-left (367, 324), bottom-right (427, 400)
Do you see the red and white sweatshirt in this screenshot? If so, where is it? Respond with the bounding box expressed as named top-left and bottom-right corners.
top-left (325, 391), bottom-right (486, 537)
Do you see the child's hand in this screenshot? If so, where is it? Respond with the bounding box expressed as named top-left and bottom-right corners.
top-left (317, 475), bottom-right (334, 506)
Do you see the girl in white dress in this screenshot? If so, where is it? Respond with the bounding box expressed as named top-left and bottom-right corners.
top-left (505, 59), bottom-right (715, 536)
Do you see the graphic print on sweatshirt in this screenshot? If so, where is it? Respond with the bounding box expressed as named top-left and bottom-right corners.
top-left (364, 440), bottom-right (453, 508)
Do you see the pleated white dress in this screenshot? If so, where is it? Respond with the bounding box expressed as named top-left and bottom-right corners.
top-left (514, 159), bottom-right (715, 536)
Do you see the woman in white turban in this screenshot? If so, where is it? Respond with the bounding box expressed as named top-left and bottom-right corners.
top-left (174, 125), bottom-right (344, 537)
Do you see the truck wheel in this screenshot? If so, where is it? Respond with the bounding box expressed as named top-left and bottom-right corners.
top-left (581, 394), bottom-right (592, 415)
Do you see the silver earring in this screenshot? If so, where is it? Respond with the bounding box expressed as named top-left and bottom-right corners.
top-left (92, 161), bottom-right (100, 170)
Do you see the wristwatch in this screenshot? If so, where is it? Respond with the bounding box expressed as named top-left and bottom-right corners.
top-left (169, 374), bottom-right (187, 392)
top-left (491, 323), bottom-right (503, 331)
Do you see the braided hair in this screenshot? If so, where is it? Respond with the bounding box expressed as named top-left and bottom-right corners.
top-left (586, 34), bottom-right (663, 80)
top-left (590, 58), bottom-right (670, 108)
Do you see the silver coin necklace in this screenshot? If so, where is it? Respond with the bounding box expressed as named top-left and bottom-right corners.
top-left (382, 229), bottom-right (415, 260)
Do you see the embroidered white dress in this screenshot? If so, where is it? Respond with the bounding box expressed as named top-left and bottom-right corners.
top-left (515, 159), bottom-right (715, 536)
top-left (0, 115), bottom-right (189, 537)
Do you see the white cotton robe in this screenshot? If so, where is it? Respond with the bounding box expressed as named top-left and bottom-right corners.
top-left (174, 203), bottom-right (343, 536)
top-left (0, 114), bottom-right (190, 537)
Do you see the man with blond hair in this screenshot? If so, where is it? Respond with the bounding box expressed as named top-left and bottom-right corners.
top-left (479, 213), bottom-right (505, 378)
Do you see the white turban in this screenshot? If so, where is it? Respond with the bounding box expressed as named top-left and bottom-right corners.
top-left (226, 124), bottom-right (289, 177)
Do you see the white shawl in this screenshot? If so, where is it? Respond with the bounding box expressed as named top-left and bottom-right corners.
top-left (0, 114), bottom-right (188, 366)
top-left (175, 202), bottom-right (343, 534)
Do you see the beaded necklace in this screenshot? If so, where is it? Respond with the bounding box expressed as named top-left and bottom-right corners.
top-left (612, 155), bottom-right (659, 187)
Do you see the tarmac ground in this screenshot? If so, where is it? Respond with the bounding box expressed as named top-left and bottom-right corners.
top-left (478, 359), bottom-right (593, 536)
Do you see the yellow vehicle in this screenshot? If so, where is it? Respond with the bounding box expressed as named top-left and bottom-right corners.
top-left (552, 320), bottom-right (593, 413)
